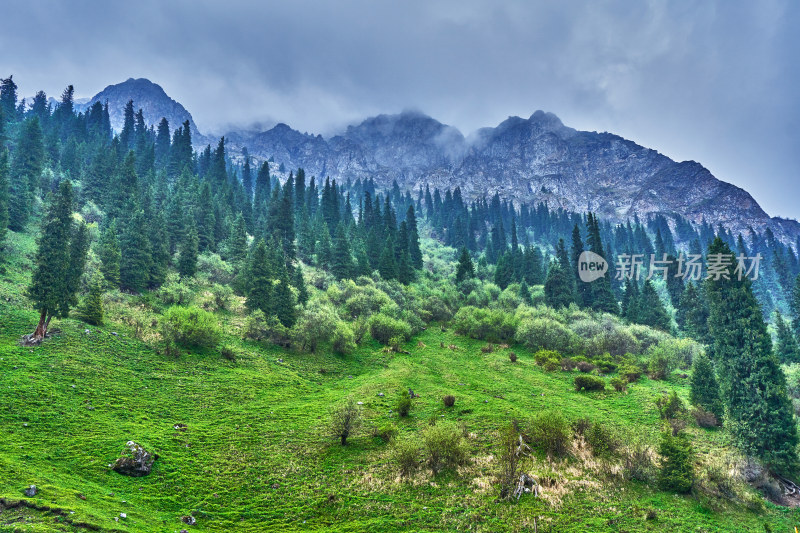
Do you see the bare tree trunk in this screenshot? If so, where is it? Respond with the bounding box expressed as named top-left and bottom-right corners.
top-left (32, 309), bottom-right (48, 340)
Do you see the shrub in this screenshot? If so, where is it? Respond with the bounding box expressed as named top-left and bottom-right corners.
top-left (332, 322), bottom-right (356, 354)
top-left (526, 410), bottom-right (572, 458)
top-left (585, 422), bottom-right (620, 457)
top-left (610, 377), bottom-right (626, 392)
top-left (394, 438), bottom-right (420, 476)
top-left (158, 273), bottom-right (194, 305)
top-left (292, 301), bottom-right (338, 352)
top-left (220, 345), bottom-right (236, 361)
top-left (516, 317), bottom-right (578, 353)
top-left (624, 440), bottom-right (655, 482)
top-left (443, 395), bottom-right (456, 407)
top-left (368, 313), bottom-right (412, 345)
top-left (497, 423), bottom-right (522, 500)
top-left (656, 390), bottom-right (687, 420)
top-left (534, 350), bottom-right (562, 372)
top-left (658, 432), bottom-right (694, 493)
top-left (576, 361), bottom-right (596, 373)
top-left (481, 343), bottom-right (495, 353)
top-left (161, 306), bottom-right (221, 349)
top-left (396, 392), bottom-right (412, 417)
top-left (244, 310), bottom-right (290, 346)
top-left (373, 423), bottom-right (398, 443)
top-left (210, 283), bottom-right (233, 310)
top-left (509, 352), bottom-right (518, 363)
top-left (692, 407), bottom-right (719, 428)
top-left (593, 356), bottom-right (617, 374)
top-left (196, 252), bottom-right (234, 285)
top-left (574, 375), bottom-right (605, 392)
top-left (619, 364), bottom-right (643, 383)
top-left (572, 417), bottom-right (592, 437)
top-left (452, 306), bottom-right (517, 343)
top-left (330, 397), bottom-right (362, 446)
top-left (422, 422), bottom-right (469, 474)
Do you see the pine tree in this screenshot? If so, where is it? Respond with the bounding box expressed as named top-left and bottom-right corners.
top-left (119, 210), bottom-right (152, 292)
top-left (406, 204), bottom-right (423, 269)
top-left (519, 280), bottom-right (533, 305)
top-left (0, 148), bottom-right (8, 251)
top-left (246, 239), bottom-right (272, 314)
top-left (77, 275), bottom-right (104, 326)
top-left (378, 237), bottom-right (398, 280)
top-left (544, 239), bottom-right (575, 309)
top-left (658, 431), bottom-right (694, 493)
top-left (271, 266), bottom-right (297, 328)
top-left (494, 251), bottom-right (514, 289)
top-left (638, 280), bottom-right (671, 331)
top-left (149, 212), bottom-right (170, 287)
top-left (676, 281), bottom-right (709, 343)
top-left (9, 117), bottom-right (45, 230)
top-left (331, 222), bottom-right (354, 280)
top-left (586, 213), bottom-right (617, 314)
top-left (775, 311), bottom-right (800, 364)
top-left (705, 237), bottom-right (798, 474)
top-left (455, 247), bottom-right (474, 284)
top-left (791, 274), bottom-right (800, 340)
top-left (27, 181), bottom-right (86, 339)
top-left (97, 221), bottom-right (121, 289)
top-left (178, 220), bottom-right (199, 279)
top-left (293, 267), bottom-right (308, 306)
top-left (397, 249), bottom-right (413, 284)
top-left (571, 224), bottom-right (590, 307)
top-left (689, 352), bottom-right (723, 422)
top-left (316, 221), bottom-right (333, 269)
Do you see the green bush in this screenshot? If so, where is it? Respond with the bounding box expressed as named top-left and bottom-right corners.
top-left (516, 317), bottom-right (578, 353)
top-left (393, 438), bottom-right (420, 476)
top-left (574, 375), bottom-right (605, 392)
top-left (330, 397), bottom-right (362, 446)
top-left (610, 377), bottom-right (626, 392)
top-left (593, 355), bottom-right (617, 374)
top-left (422, 421), bottom-right (469, 474)
top-left (332, 322), bottom-right (356, 354)
top-left (210, 283), bottom-right (233, 310)
top-left (161, 305), bottom-right (221, 348)
top-left (244, 310), bottom-right (290, 346)
top-left (585, 422), bottom-right (620, 457)
top-left (374, 422), bottom-right (398, 443)
top-left (396, 392), bottom-right (412, 417)
top-left (619, 364), bottom-right (643, 383)
top-left (158, 272), bottom-right (194, 305)
top-left (657, 390), bottom-right (687, 420)
top-left (526, 410), bottom-right (572, 458)
top-left (368, 313), bottom-right (412, 345)
top-left (452, 306), bottom-right (517, 343)
top-left (292, 300), bottom-right (338, 352)
top-left (658, 432), bottom-right (694, 493)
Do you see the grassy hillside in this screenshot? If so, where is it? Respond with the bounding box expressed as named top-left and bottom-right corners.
top-left (1, 232), bottom-right (799, 532)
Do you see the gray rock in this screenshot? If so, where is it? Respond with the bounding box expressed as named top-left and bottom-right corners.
top-left (111, 441), bottom-right (157, 477)
top-left (24, 485), bottom-right (37, 497)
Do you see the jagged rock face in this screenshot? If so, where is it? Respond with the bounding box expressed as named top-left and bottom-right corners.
top-left (79, 78), bottom-right (799, 243)
top-left (226, 109), bottom-right (799, 244)
top-left (78, 78), bottom-right (201, 140)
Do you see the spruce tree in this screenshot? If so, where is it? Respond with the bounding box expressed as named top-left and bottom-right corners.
top-left (378, 237), bottom-right (398, 280)
top-left (689, 352), bottom-right (723, 422)
top-left (586, 213), bottom-right (618, 314)
top-left (775, 311), bottom-right (800, 364)
top-left (0, 148), bottom-right (8, 251)
top-left (676, 281), bottom-right (709, 343)
top-left (638, 280), bottom-right (671, 331)
top-left (519, 280), bottom-right (533, 305)
top-left (331, 222), bottom-right (354, 280)
top-left (397, 249), bottom-right (413, 284)
top-left (455, 247), bottom-right (474, 284)
top-left (77, 275), bottom-right (104, 326)
top-left (791, 274), bottom-right (800, 340)
top-left (571, 224), bottom-right (590, 307)
top-left (271, 266), bottom-right (297, 328)
top-left (97, 221), bottom-right (121, 289)
top-left (406, 204), bottom-right (423, 269)
top-left (27, 181), bottom-right (86, 339)
top-left (178, 220), bottom-right (199, 279)
top-left (9, 117), bottom-right (45, 230)
top-left (705, 237), bottom-right (798, 474)
top-left (119, 210), bottom-right (152, 292)
top-left (293, 267), bottom-right (309, 306)
top-left (544, 239), bottom-right (575, 309)
top-left (246, 239), bottom-right (272, 314)
top-left (493, 251), bottom-right (513, 289)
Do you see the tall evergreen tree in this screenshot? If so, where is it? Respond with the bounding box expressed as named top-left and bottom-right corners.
top-left (544, 239), bottom-right (575, 309)
top-left (378, 237), bottom-right (398, 280)
top-left (638, 280), bottom-right (671, 331)
top-left (586, 213), bottom-right (618, 314)
top-left (791, 274), bottom-right (800, 340)
top-left (97, 221), bottom-right (121, 288)
top-left (77, 275), bottom-right (104, 326)
top-left (676, 281), bottom-right (709, 343)
top-left (406, 204), bottom-right (423, 269)
top-left (0, 148), bottom-right (8, 251)
top-left (246, 239), bottom-right (272, 314)
top-left (119, 210), bottom-right (152, 292)
top-left (689, 352), bottom-right (723, 422)
top-left (455, 247), bottom-right (474, 284)
top-left (705, 237), bottom-right (798, 474)
top-left (27, 181), bottom-right (86, 339)
top-left (177, 220), bottom-right (199, 279)
top-left (9, 117), bottom-right (45, 230)
top-left (775, 311), bottom-right (800, 364)
top-left (331, 222), bottom-right (354, 280)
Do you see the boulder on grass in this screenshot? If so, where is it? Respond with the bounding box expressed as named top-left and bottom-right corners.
top-left (111, 441), bottom-right (157, 477)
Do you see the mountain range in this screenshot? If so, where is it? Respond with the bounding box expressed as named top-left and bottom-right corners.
top-left (78, 78), bottom-right (800, 245)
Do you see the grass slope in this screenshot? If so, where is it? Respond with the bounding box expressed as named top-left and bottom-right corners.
top-left (1, 232), bottom-right (798, 532)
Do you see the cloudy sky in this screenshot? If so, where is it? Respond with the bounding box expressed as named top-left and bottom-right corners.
top-left (1, 0), bottom-right (798, 219)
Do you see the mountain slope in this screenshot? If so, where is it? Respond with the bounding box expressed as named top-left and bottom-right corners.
top-left (77, 78), bottom-right (202, 140)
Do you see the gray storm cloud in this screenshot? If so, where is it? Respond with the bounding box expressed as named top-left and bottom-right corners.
top-left (1, 0), bottom-right (798, 219)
